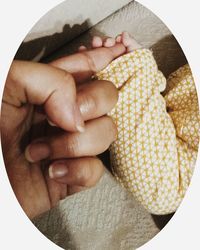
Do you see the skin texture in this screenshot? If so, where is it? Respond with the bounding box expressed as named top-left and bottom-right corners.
top-left (1, 42), bottom-right (126, 219)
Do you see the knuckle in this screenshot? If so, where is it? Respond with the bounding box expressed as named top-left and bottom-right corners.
top-left (100, 81), bottom-right (118, 110)
top-left (92, 158), bottom-right (104, 180)
top-left (77, 158), bottom-right (103, 187)
top-left (108, 82), bottom-right (118, 103)
top-left (98, 117), bottom-right (117, 152)
top-left (81, 52), bottom-right (97, 74)
top-left (77, 164), bottom-right (92, 186)
top-left (65, 135), bottom-right (80, 157)
top-left (105, 117), bottom-right (117, 141)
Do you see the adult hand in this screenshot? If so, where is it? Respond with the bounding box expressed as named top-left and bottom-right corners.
top-left (1, 43), bottom-right (125, 219)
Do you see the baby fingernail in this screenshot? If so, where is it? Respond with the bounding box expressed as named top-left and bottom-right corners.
top-left (123, 31), bottom-right (129, 37)
top-left (49, 163), bottom-right (68, 179)
top-left (25, 143), bottom-right (51, 163)
top-left (116, 35), bottom-right (122, 43)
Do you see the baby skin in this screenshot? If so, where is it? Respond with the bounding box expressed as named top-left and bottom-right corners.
top-left (79, 32), bottom-right (199, 215)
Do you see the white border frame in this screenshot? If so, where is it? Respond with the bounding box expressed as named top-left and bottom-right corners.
top-left (0, 0), bottom-right (199, 249)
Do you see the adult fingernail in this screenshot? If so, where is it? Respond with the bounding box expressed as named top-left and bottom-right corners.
top-left (25, 143), bottom-right (51, 163)
top-left (49, 162), bottom-right (68, 179)
top-left (47, 118), bottom-right (57, 127)
top-left (74, 104), bottom-right (85, 133)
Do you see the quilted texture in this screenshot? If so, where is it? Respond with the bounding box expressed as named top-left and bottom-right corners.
top-left (96, 49), bottom-right (199, 214)
top-left (33, 172), bottom-right (159, 250)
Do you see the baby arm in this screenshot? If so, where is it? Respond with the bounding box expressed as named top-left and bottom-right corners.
top-left (96, 43), bottom-right (199, 214)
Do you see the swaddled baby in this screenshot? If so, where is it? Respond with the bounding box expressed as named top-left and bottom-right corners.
top-left (79, 32), bottom-right (200, 214)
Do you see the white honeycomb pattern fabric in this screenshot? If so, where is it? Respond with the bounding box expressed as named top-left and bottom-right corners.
top-left (96, 49), bottom-right (200, 214)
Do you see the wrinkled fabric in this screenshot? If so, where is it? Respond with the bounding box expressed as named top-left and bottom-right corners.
top-left (96, 49), bottom-right (200, 214)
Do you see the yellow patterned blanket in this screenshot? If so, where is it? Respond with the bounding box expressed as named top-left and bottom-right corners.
top-left (96, 49), bottom-right (200, 215)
